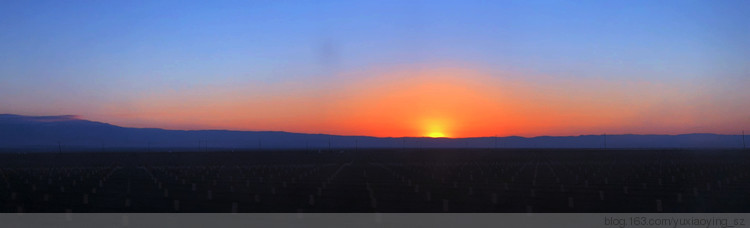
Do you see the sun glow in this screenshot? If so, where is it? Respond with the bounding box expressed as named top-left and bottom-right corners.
top-left (428, 132), bottom-right (446, 138)
top-left (104, 65), bottom-right (718, 138)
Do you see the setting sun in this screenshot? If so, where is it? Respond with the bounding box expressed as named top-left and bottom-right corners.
top-left (428, 132), bottom-right (446, 138)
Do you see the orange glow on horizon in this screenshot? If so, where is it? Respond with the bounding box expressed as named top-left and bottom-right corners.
top-left (92, 64), bottom-right (741, 138)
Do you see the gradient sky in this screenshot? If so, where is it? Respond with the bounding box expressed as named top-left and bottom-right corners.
top-left (1, 0), bottom-right (748, 137)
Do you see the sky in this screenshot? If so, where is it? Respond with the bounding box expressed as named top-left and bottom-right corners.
top-left (1, 0), bottom-right (748, 137)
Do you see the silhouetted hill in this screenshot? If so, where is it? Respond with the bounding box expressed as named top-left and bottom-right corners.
top-left (0, 114), bottom-right (745, 150)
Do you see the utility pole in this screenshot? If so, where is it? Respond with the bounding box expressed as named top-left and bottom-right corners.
top-left (743, 131), bottom-right (746, 150)
top-left (328, 137), bottom-right (332, 152)
top-left (58, 141), bottom-right (62, 153)
top-left (603, 133), bottom-right (607, 150)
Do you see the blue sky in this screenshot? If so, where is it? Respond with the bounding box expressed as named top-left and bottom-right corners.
top-left (1, 0), bottom-right (748, 136)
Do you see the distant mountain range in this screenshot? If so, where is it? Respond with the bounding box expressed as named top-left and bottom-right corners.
top-left (0, 114), bottom-right (746, 151)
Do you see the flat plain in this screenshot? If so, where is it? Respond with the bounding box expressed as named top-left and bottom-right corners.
top-left (0, 149), bottom-right (748, 212)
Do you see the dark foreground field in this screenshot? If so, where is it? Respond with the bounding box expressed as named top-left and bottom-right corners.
top-left (0, 149), bottom-right (748, 213)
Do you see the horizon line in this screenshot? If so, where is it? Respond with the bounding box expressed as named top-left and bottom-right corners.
top-left (2, 113), bottom-right (746, 139)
